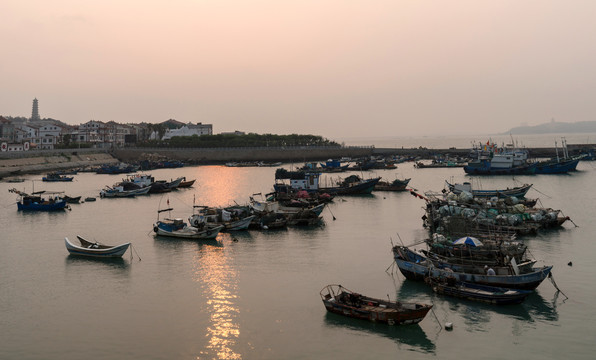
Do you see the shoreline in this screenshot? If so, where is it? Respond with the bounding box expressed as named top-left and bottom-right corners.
top-left (1, 143), bottom-right (592, 178)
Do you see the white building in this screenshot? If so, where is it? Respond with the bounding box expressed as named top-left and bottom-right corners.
top-left (162, 122), bottom-right (213, 140)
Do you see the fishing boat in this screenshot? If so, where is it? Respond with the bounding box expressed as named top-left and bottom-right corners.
top-left (374, 178), bottom-right (411, 191)
top-left (287, 209), bottom-right (323, 226)
top-left (425, 276), bottom-right (533, 305)
top-left (100, 185), bottom-right (151, 198)
top-left (533, 138), bottom-right (584, 174)
top-left (464, 142), bottom-right (536, 175)
top-left (64, 235), bottom-right (130, 258)
top-left (42, 173), bottom-right (74, 182)
top-left (177, 177), bottom-right (196, 188)
top-left (189, 205), bottom-right (256, 231)
top-left (320, 175), bottom-right (381, 195)
top-left (249, 197), bottom-right (326, 216)
top-left (319, 284), bottom-right (432, 325)
top-left (154, 208), bottom-right (224, 239)
top-left (392, 246), bottom-right (552, 290)
top-left (274, 169), bottom-right (380, 195)
top-left (63, 195), bottom-right (82, 204)
top-left (445, 181), bottom-right (532, 198)
top-left (9, 188), bottom-right (68, 211)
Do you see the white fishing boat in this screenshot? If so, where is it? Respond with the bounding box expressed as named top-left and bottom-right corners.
top-left (64, 235), bottom-right (130, 258)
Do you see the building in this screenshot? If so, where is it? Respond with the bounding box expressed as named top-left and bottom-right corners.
top-left (161, 122), bottom-right (213, 140)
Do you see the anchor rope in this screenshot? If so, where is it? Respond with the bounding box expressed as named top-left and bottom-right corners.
top-left (548, 272), bottom-right (568, 299)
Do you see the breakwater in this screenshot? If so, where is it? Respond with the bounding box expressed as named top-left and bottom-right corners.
top-left (1, 143), bottom-right (592, 178)
top-left (111, 146), bottom-right (375, 164)
top-left (0, 151), bottom-right (117, 178)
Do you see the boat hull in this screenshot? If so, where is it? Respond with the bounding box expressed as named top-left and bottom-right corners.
top-left (18, 200), bottom-right (67, 211)
top-left (320, 285), bottom-right (432, 325)
top-left (65, 237), bottom-right (130, 258)
top-left (154, 222), bottom-right (223, 239)
top-left (429, 280), bottom-right (533, 305)
top-left (393, 247), bottom-right (552, 290)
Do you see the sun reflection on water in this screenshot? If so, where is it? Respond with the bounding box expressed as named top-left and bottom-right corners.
top-left (193, 242), bottom-right (241, 360)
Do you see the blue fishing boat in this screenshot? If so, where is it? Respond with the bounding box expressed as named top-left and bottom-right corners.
top-left (464, 141), bottom-right (536, 175)
top-left (9, 188), bottom-right (68, 211)
top-left (392, 246), bottom-right (552, 290)
top-left (534, 157), bottom-right (581, 174)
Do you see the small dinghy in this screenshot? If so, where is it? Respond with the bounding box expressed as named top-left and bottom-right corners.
top-left (65, 235), bottom-right (130, 258)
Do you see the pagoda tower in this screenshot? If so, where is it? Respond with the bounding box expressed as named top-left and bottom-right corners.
top-left (31, 98), bottom-right (41, 121)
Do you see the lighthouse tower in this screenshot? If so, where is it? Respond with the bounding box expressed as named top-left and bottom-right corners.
top-left (31, 98), bottom-right (41, 121)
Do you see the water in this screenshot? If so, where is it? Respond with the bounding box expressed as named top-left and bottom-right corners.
top-left (1, 152), bottom-right (596, 359)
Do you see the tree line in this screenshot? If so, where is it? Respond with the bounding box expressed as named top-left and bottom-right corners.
top-left (136, 133), bottom-right (340, 148)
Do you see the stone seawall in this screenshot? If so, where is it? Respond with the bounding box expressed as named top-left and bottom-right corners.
top-left (112, 147), bottom-right (374, 164)
top-left (0, 153), bottom-right (118, 178)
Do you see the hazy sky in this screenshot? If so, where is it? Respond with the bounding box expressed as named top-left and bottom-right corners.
top-left (2, 1), bottom-right (596, 139)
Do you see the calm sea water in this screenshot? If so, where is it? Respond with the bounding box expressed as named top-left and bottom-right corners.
top-left (1, 142), bottom-right (595, 359)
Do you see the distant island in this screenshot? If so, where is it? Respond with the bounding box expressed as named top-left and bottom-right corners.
top-left (504, 120), bottom-right (596, 135)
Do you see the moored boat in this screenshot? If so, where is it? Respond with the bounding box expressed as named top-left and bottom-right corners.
top-left (392, 246), bottom-right (552, 290)
top-left (154, 207), bottom-right (224, 239)
top-left (445, 181), bottom-right (532, 198)
top-left (189, 205), bottom-right (256, 231)
top-left (177, 177), bottom-right (196, 188)
top-left (63, 195), bottom-right (82, 204)
top-left (374, 178), bottom-right (411, 191)
top-left (425, 276), bottom-right (533, 305)
top-left (320, 284), bottom-right (432, 325)
top-left (100, 185), bottom-right (151, 198)
top-left (65, 235), bottom-right (130, 258)
top-left (10, 188), bottom-right (68, 211)
top-left (42, 173), bottom-right (74, 182)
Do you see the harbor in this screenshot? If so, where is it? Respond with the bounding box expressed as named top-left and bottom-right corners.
top-left (1, 150), bottom-right (594, 359)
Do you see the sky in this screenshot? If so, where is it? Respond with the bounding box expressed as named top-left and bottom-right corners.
top-left (2, 1), bottom-right (596, 140)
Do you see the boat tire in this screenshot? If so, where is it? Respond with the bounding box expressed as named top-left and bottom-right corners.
top-left (153, 226), bottom-right (158, 233)
top-left (193, 219), bottom-right (200, 227)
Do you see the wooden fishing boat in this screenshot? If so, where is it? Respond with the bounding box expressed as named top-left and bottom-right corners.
top-left (63, 195), bottom-right (82, 204)
top-left (100, 185), bottom-right (150, 198)
top-left (392, 246), bottom-right (552, 290)
top-left (154, 208), bottom-right (224, 239)
top-left (177, 177), bottom-right (196, 188)
top-left (65, 235), bottom-right (130, 258)
top-left (374, 178), bottom-right (411, 191)
top-left (445, 181), bottom-right (532, 198)
top-left (320, 284), bottom-right (432, 325)
top-left (425, 276), bottom-right (533, 305)
top-left (189, 205), bottom-right (256, 231)
top-left (287, 209), bottom-right (322, 226)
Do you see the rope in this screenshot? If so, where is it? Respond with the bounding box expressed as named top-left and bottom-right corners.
top-left (131, 244), bottom-right (142, 261)
top-left (430, 306), bottom-right (443, 331)
top-left (548, 272), bottom-right (568, 299)
top-left (530, 186), bottom-right (552, 199)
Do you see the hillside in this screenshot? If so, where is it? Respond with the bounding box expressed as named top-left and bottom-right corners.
top-left (504, 121), bottom-right (596, 134)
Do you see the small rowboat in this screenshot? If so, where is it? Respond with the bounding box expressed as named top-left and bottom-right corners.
top-left (320, 284), bottom-right (432, 325)
top-left (65, 236), bottom-right (130, 258)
